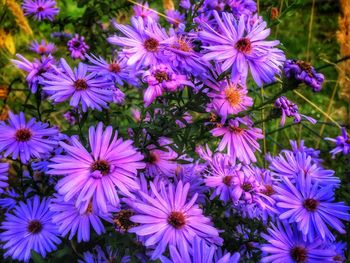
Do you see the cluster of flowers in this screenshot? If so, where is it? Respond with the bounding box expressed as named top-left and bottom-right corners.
top-left (0, 0), bottom-right (349, 262)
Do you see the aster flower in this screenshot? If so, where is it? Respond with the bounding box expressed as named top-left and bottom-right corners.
top-left (22, 0), bottom-right (59, 21)
top-left (49, 122), bottom-right (145, 214)
top-left (165, 10), bottom-right (185, 27)
top-left (284, 59), bottom-right (325, 92)
top-left (41, 58), bottom-right (115, 112)
top-left (199, 11), bottom-right (285, 86)
top-left (208, 81), bottom-right (253, 122)
top-left (210, 117), bottom-right (263, 164)
top-left (0, 189), bottom-right (19, 211)
top-left (161, 236), bottom-right (240, 263)
top-left (204, 153), bottom-right (242, 203)
top-left (29, 40), bottom-right (56, 55)
top-left (78, 245), bottom-right (131, 263)
top-left (86, 54), bottom-right (135, 85)
top-left (268, 151), bottom-right (339, 187)
top-left (288, 140), bottom-right (322, 164)
top-left (108, 17), bottom-right (169, 69)
top-left (12, 54), bottom-right (55, 93)
top-left (67, 34), bottom-right (90, 60)
top-left (261, 220), bottom-right (336, 263)
top-left (142, 64), bottom-right (193, 106)
top-left (274, 96), bottom-right (316, 126)
top-left (227, 0), bottom-right (257, 17)
top-left (0, 196), bottom-right (61, 262)
top-left (325, 127), bottom-right (350, 158)
top-left (125, 181), bottom-right (223, 260)
top-left (50, 194), bottom-right (111, 243)
top-left (145, 137), bottom-right (178, 177)
top-left (0, 112), bottom-right (58, 163)
top-left (133, 2), bottom-right (159, 22)
top-left (274, 174), bottom-right (350, 241)
top-left (0, 162), bottom-right (9, 194)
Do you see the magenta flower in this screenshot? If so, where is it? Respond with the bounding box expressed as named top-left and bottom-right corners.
top-left (133, 2), bottom-right (159, 22)
top-left (125, 181), bottom-right (223, 260)
top-left (208, 82), bottom-right (253, 122)
top-left (22, 0), bottom-right (59, 21)
top-left (48, 123), bottom-right (145, 214)
top-left (108, 17), bottom-right (169, 69)
top-left (29, 40), bottom-right (56, 55)
top-left (199, 11), bottom-right (285, 86)
top-left (325, 127), bottom-right (350, 158)
top-left (67, 34), bottom-right (90, 60)
top-left (211, 117), bottom-right (263, 164)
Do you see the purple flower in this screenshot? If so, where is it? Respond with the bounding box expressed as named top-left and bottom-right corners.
top-left (274, 96), bottom-right (317, 126)
top-left (0, 189), bottom-right (19, 211)
top-left (0, 112), bottom-right (58, 163)
top-left (49, 123), bottom-right (145, 214)
top-left (284, 59), bottom-right (325, 92)
top-left (86, 54), bottom-right (135, 85)
top-left (50, 194), bottom-right (112, 243)
top-left (261, 220), bottom-right (336, 263)
top-left (165, 10), bottom-right (185, 27)
top-left (325, 127), bottom-right (350, 158)
top-left (133, 2), bottom-right (159, 22)
top-left (204, 153), bottom-right (243, 203)
top-left (42, 58), bottom-right (115, 112)
top-left (142, 64), bottom-right (193, 106)
top-left (199, 11), bottom-right (285, 86)
top-left (145, 137), bottom-right (178, 177)
top-left (0, 162), bottom-right (9, 194)
top-left (78, 245), bottom-right (130, 263)
top-left (274, 174), bottom-right (350, 241)
top-left (161, 236), bottom-right (240, 263)
top-left (67, 34), bottom-right (90, 60)
top-left (268, 151), bottom-right (340, 187)
top-left (125, 181), bottom-right (223, 260)
top-left (180, 0), bottom-right (191, 9)
top-left (29, 40), bottom-right (56, 55)
top-left (210, 117), bottom-right (263, 164)
top-left (0, 196), bottom-right (61, 262)
top-left (108, 17), bottom-right (169, 69)
top-left (207, 82), bottom-right (253, 122)
top-left (288, 140), bottom-right (322, 164)
top-left (227, 0), bottom-right (257, 17)
top-left (12, 54), bottom-right (55, 93)
top-left (22, 0), bottom-right (59, 21)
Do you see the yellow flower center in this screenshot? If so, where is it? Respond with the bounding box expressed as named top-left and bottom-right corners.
top-left (225, 86), bottom-right (242, 107)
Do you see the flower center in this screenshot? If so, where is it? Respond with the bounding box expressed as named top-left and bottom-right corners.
top-left (109, 63), bottom-right (121, 73)
top-left (73, 41), bottom-right (81, 49)
top-left (27, 220), bottom-right (43, 234)
top-left (225, 87), bottom-right (242, 107)
top-left (37, 6), bottom-right (44, 12)
top-left (86, 201), bottom-right (93, 214)
top-left (229, 126), bottom-right (244, 134)
top-left (91, 160), bottom-right (110, 176)
top-left (333, 255), bottom-right (343, 261)
top-left (74, 79), bottom-right (88, 91)
top-left (172, 38), bottom-right (192, 52)
top-left (296, 60), bottom-right (313, 77)
top-left (144, 38), bottom-right (159, 52)
top-left (303, 198), bottom-right (319, 212)
top-left (242, 183), bottom-right (252, 192)
top-left (149, 151), bottom-right (159, 164)
top-left (15, 128), bottom-right (32, 142)
top-left (262, 185), bottom-right (275, 196)
top-left (290, 246), bottom-right (308, 263)
top-left (167, 211), bottom-right (186, 229)
top-left (223, 175), bottom-right (233, 186)
top-left (235, 38), bottom-right (252, 53)
top-left (38, 45), bottom-right (47, 53)
top-left (113, 209), bottom-right (138, 232)
top-left (155, 71), bottom-right (169, 82)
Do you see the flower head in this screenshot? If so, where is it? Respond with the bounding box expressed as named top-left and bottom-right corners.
top-left (0, 112), bottom-right (58, 163)
top-left (0, 196), bottom-right (61, 262)
top-left (133, 2), bottom-right (159, 22)
top-left (22, 0), bottom-right (59, 21)
top-left (125, 181), bottom-right (223, 260)
top-left (228, 0), bottom-right (257, 17)
top-left (29, 40), bottom-right (56, 55)
top-left (49, 123), bottom-right (145, 213)
top-left (199, 12), bottom-right (285, 86)
top-left (42, 58), bottom-right (115, 112)
top-left (211, 117), bottom-right (263, 164)
top-left (261, 220), bottom-right (336, 263)
top-left (67, 34), bottom-right (90, 60)
top-left (325, 127), bottom-right (350, 158)
top-left (284, 59), bottom-right (325, 92)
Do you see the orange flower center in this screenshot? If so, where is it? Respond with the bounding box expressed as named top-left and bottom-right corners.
top-left (225, 86), bottom-right (242, 107)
